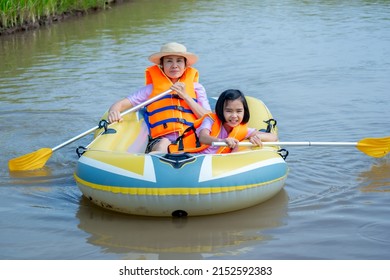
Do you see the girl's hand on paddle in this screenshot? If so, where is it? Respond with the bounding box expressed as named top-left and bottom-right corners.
top-left (249, 133), bottom-right (263, 147)
top-left (224, 137), bottom-right (239, 149)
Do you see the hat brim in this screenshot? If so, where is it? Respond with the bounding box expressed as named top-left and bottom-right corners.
top-left (148, 52), bottom-right (198, 66)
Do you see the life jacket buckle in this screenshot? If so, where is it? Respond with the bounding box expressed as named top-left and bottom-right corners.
top-left (175, 105), bottom-right (185, 112)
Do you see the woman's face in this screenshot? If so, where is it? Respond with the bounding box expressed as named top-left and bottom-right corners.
top-left (223, 99), bottom-right (245, 131)
top-left (162, 55), bottom-right (186, 82)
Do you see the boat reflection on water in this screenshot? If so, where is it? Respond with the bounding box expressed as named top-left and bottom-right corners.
top-left (76, 189), bottom-right (288, 259)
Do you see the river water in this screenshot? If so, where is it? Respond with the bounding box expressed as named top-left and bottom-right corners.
top-left (1, 0), bottom-right (390, 260)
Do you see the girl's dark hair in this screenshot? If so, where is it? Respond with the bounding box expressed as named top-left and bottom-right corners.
top-left (215, 89), bottom-right (250, 124)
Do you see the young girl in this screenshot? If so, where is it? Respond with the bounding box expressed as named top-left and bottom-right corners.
top-left (196, 89), bottom-right (278, 154)
top-left (168, 89), bottom-right (278, 154)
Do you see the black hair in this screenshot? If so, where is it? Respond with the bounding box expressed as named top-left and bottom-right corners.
top-left (215, 89), bottom-right (250, 124)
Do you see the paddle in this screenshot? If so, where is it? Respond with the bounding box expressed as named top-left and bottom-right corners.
top-left (212, 136), bottom-right (390, 158)
top-left (8, 89), bottom-right (173, 171)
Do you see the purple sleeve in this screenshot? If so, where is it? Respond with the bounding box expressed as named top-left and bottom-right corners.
top-left (126, 84), bottom-right (153, 106)
top-left (127, 83), bottom-right (209, 110)
top-left (197, 116), bottom-right (214, 134)
top-left (194, 82), bottom-right (211, 111)
top-left (246, 128), bottom-right (256, 138)
top-left (195, 117), bottom-right (219, 154)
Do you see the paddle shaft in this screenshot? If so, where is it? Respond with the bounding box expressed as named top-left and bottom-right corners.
top-left (212, 141), bottom-right (359, 147)
top-left (52, 89), bottom-right (173, 152)
top-left (212, 135), bottom-right (390, 158)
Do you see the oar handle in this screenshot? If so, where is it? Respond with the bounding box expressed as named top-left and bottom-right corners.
top-left (52, 89), bottom-right (173, 152)
top-left (212, 141), bottom-right (358, 147)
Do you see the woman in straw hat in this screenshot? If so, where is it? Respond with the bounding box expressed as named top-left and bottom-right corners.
top-left (107, 42), bottom-right (211, 153)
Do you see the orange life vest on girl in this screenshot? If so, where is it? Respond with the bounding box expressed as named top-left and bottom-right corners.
top-left (144, 65), bottom-right (199, 139)
top-left (168, 113), bottom-right (249, 154)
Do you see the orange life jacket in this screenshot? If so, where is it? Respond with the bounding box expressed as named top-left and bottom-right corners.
top-left (168, 113), bottom-right (249, 154)
top-left (144, 65), bottom-right (199, 138)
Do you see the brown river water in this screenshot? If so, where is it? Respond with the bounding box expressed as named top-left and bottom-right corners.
top-left (0, 0), bottom-right (390, 260)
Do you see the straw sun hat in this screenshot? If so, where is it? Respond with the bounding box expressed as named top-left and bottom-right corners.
top-left (148, 42), bottom-right (198, 66)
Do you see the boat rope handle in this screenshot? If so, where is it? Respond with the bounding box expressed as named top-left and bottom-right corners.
top-left (98, 119), bottom-right (116, 135)
top-left (277, 148), bottom-right (289, 160)
top-left (76, 146), bottom-right (87, 157)
top-left (265, 118), bottom-right (277, 133)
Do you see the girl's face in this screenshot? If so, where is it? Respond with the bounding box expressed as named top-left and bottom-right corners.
top-left (223, 99), bottom-right (245, 131)
top-left (162, 55), bottom-right (186, 82)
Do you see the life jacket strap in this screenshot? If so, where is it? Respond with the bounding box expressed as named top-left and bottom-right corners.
top-left (145, 105), bottom-right (194, 116)
top-left (171, 125), bottom-right (201, 151)
top-left (148, 118), bottom-right (194, 128)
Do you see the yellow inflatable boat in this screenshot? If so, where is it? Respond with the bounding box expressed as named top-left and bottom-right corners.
top-left (74, 96), bottom-right (288, 217)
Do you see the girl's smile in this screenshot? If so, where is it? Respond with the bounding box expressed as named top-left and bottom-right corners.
top-left (222, 99), bottom-right (245, 132)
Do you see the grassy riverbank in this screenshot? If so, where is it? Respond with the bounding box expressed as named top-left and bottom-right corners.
top-left (0, 0), bottom-right (120, 35)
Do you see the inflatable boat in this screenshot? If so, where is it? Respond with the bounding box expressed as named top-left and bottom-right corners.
top-left (74, 96), bottom-right (288, 216)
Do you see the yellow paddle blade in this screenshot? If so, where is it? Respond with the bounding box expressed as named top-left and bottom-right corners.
top-left (357, 136), bottom-right (390, 158)
top-left (8, 148), bottom-right (53, 171)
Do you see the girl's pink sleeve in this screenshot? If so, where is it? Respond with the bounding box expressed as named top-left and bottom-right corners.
top-left (197, 116), bottom-right (214, 135)
top-left (246, 128), bottom-right (257, 138)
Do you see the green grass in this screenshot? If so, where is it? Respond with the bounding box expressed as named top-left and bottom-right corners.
top-left (0, 0), bottom-right (109, 30)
